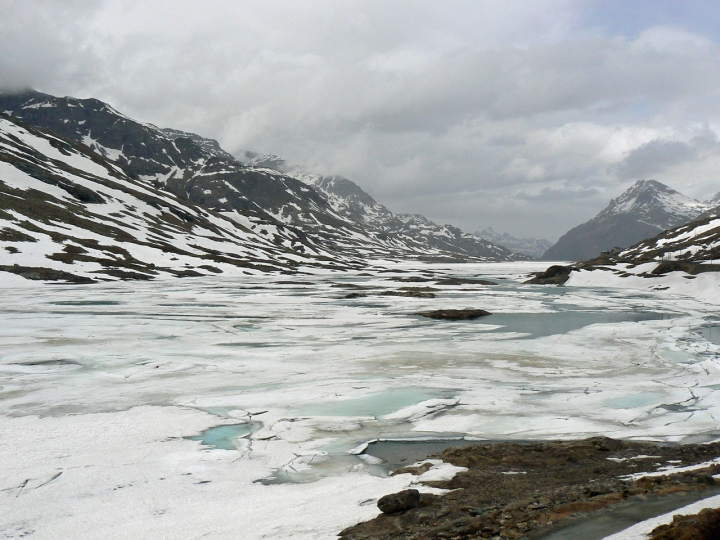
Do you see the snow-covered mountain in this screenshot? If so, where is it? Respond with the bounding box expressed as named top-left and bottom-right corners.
top-left (542, 179), bottom-right (710, 261)
top-left (535, 208), bottom-right (720, 297)
top-left (705, 191), bottom-right (720, 209)
top-left (161, 128), bottom-right (238, 162)
top-left (1, 90), bottom-right (520, 264)
top-left (612, 211), bottom-right (720, 267)
top-left (475, 227), bottom-right (552, 259)
top-left (0, 114), bottom-right (368, 283)
top-left (239, 153), bottom-right (520, 260)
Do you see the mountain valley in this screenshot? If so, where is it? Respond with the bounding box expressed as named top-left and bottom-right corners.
top-left (0, 90), bottom-right (523, 284)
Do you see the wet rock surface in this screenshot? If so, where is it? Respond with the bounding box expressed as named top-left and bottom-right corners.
top-left (435, 278), bottom-right (497, 286)
top-left (525, 265), bottom-right (573, 285)
top-left (381, 287), bottom-right (438, 298)
top-left (417, 309), bottom-right (491, 320)
top-left (649, 507), bottom-right (720, 539)
top-left (343, 287), bottom-right (438, 299)
top-left (339, 438), bottom-right (720, 540)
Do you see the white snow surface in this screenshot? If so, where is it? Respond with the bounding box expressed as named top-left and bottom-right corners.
top-left (2, 261), bottom-right (720, 538)
top-left (567, 267), bottom-right (720, 305)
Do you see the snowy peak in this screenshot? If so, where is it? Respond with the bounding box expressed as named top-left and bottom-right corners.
top-left (0, 89), bottom-right (212, 181)
top-left (476, 227), bottom-right (552, 259)
top-left (234, 149), bottom-right (523, 260)
top-left (295, 173), bottom-right (396, 226)
top-left (600, 179), bottom-right (706, 229)
top-left (1, 89), bottom-right (524, 264)
top-left (239, 151), bottom-right (296, 174)
top-left (161, 128), bottom-right (238, 162)
top-left (705, 191), bottom-right (720, 209)
top-left (543, 179), bottom-right (710, 261)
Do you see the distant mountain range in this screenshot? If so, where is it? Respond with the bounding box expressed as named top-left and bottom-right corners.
top-left (9, 89), bottom-right (716, 278)
top-left (239, 151), bottom-right (521, 260)
top-left (0, 90), bottom-right (526, 282)
top-left (475, 227), bottom-right (552, 259)
top-left (542, 179), bottom-right (716, 261)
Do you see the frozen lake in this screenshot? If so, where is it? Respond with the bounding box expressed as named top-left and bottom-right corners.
top-left (2, 261), bottom-right (720, 539)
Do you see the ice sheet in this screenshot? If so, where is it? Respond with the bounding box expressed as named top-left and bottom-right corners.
top-left (1, 262), bottom-right (719, 539)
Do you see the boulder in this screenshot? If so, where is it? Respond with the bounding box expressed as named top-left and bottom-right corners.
top-left (525, 265), bottom-right (572, 285)
top-left (377, 489), bottom-right (421, 514)
top-left (417, 309), bottom-right (491, 320)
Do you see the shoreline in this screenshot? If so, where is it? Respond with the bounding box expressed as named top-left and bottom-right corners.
top-left (342, 437), bottom-right (720, 539)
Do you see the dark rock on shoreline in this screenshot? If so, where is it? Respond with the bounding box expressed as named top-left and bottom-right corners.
top-left (378, 489), bottom-right (421, 514)
top-left (340, 438), bottom-right (720, 540)
top-left (418, 309), bottom-right (491, 320)
top-left (435, 278), bottom-right (497, 286)
top-left (344, 287), bottom-right (437, 299)
top-left (0, 264), bottom-right (96, 284)
top-left (525, 265), bottom-right (573, 285)
top-left (651, 261), bottom-right (720, 276)
top-left (382, 287), bottom-right (437, 298)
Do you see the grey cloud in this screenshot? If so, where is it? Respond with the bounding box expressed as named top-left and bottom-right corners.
top-left (0, 1), bottom-right (101, 92)
top-left (489, 134), bottom-right (527, 147)
top-left (614, 128), bottom-right (720, 180)
top-left (514, 186), bottom-right (602, 203)
top-left (2, 1), bottom-right (720, 239)
top-left (615, 140), bottom-right (697, 179)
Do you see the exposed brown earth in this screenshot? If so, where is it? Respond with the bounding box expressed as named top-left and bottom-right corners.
top-left (649, 507), bottom-right (720, 539)
top-left (339, 438), bottom-right (720, 540)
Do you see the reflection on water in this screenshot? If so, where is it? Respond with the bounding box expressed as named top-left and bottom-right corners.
top-left (187, 422), bottom-right (263, 450)
top-left (50, 300), bottom-right (123, 306)
top-left (701, 325), bottom-right (720, 345)
top-left (479, 311), bottom-right (674, 338)
top-left (605, 392), bottom-right (662, 410)
top-left (365, 438), bottom-right (479, 468)
top-left (294, 387), bottom-right (456, 417)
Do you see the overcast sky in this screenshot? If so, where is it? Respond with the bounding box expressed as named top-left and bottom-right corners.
top-left (3, 0), bottom-right (720, 241)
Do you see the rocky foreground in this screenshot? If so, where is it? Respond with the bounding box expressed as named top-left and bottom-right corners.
top-left (648, 507), bottom-right (720, 539)
top-left (340, 438), bottom-right (720, 540)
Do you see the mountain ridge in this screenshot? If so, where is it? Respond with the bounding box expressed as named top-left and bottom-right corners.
top-left (0, 113), bottom-right (364, 283)
top-left (0, 89), bottom-right (525, 272)
top-left (542, 179), bottom-right (709, 261)
top-left (239, 151), bottom-right (523, 260)
top-left (476, 227), bottom-right (552, 259)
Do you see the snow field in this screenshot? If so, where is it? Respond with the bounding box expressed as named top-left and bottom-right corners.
top-left (1, 262), bottom-right (720, 538)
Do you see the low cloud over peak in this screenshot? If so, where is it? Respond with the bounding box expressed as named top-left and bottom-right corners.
top-left (3, 0), bottom-right (720, 240)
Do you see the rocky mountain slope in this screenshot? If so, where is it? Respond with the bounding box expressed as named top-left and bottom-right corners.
top-left (529, 206), bottom-right (720, 291)
top-left (0, 114), bottom-right (364, 283)
top-left (242, 153), bottom-right (519, 260)
top-left (600, 210), bottom-right (720, 269)
top-left (705, 191), bottom-right (720, 209)
top-left (543, 179), bottom-right (709, 261)
top-left (1, 90), bottom-right (519, 263)
top-left (475, 227), bottom-right (552, 259)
